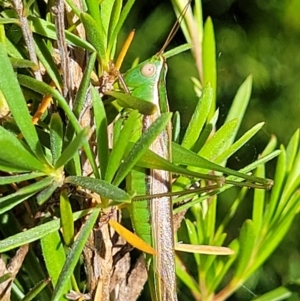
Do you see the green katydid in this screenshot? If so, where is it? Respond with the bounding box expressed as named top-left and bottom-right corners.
top-left (102, 4), bottom-right (273, 301)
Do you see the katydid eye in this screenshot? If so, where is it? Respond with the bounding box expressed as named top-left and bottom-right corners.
top-left (141, 63), bottom-right (156, 77)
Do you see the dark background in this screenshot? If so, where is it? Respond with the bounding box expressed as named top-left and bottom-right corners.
top-left (119, 0), bottom-right (300, 300)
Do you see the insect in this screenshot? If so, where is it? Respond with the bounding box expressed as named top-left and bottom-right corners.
top-left (124, 54), bottom-right (176, 300)
top-left (102, 4), bottom-right (190, 300)
top-left (103, 2), bottom-right (273, 301)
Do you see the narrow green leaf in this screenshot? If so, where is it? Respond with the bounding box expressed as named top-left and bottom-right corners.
top-left (252, 164), bottom-right (266, 233)
top-left (113, 113), bottom-right (172, 186)
top-left (209, 239), bottom-right (239, 292)
top-left (192, 123), bottom-right (213, 153)
top-left (21, 278), bottom-right (52, 301)
top-left (65, 176), bottom-right (132, 203)
top-left (206, 196), bottom-right (217, 244)
top-left (37, 182), bottom-right (59, 205)
top-left (0, 209), bottom-right (91, 252)
top-left (0, 126), bottom-right (48, 172)
top-left (0, 43), bottom-right (45, 161)
top-left (172, 142), bottom-right (273, 186)
top-left (252, 286), bottom-right (292, 301)
top-left (106, 91), bottom-right (157, 115)
top-left (60, 189), bottom-right (74, 246)
top-left (50, 113), bottom-right (63, 165)
top-left (181, 85), bottom-right (213, 149)
top-left (107, 0), bottom-right (136, 55)
top-left (0, 172), bottom-right (44, 185)
top-left (51, 208), bottom-right (101, 301)
top-left (198, 119), bottom-right (238, 161)
top-left (164, 43), bottom-right (191, 59)
top-left (29, 16), bottom-right (95, 52)
top-left (73, 52), bottom-right (97, 118)
top-left (172, 111), bottom-right (181, 143)
top-left (86, 0), bottom-right (101, 28)
top-left (106, 0), bottom-right (122, 50)
top-left (80, 12), bottom-right (107, 65)
top-left (215, 122), bottom-right (265, 164)
top-left (0, 176), bottom-right (55, 214)
top-left (34, 37), bottom-right (62, 91)
top-left (233, 220), bottom-right (256, 280)
top-left (137, 146), bottom-right (223, 183)
top-left (224, 76), bottom-right (253, 144)
top-left (41, 230), bottom-right (71, 291)
top-left (92, 86), bottom-right (109, 179)
top-left (54, 127), bottom-right (89, 169)
top-left (9, 57), bottom-right (38, 69)
top-left (0, 18), bottom-right (20, 25)
top-left (184, 219), bottom-right (200, 266)
top-left (202, 17), bottom-right (216, 119)
top-left (175, 256), bottom-right (201, 298)
top-left (105, 110), bottom-right (140, 183)
top-left (285, 129), bottom-right (299, 174)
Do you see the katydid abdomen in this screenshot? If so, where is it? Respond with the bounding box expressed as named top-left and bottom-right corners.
top-left (124, 55), bottom-right (177, 301)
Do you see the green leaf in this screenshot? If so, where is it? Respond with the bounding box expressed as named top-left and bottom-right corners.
top-left (106, 90), bottom-right (157, 115)
top-left (72, 52), bottom-right (97, 118)
top-left (0, 172), bottom-right (44, 185)
top-left (233, 219), bottom-right (256, 281)
top-left (184, 218), bottom-right (200, 266)
top-left (29, 16), bottom-right (95, 52)
top-left (106, 0), bottom-right (122, 51)
top-left (0, 43), bottom-right (46, 161)
top-left (60, 189), bottom-right (74, 246)
top-left (0, 177), bottom-right (55, 214)
top-left (9, 57), bottom-right (38, 69)
top-left (112, 113), bottom-right (172, 186)
top-left (0, 126), bottom-right (48, 172)
top-left (252, 286), bottom-right (292, 301)
top-left (181, 84), bottom-right (213, 150)
top-left (80, 12), bottom-right (107, 66)
top-left (92, 86), bottom-right (109, 179)
top-left (175, 256), bottom-right (201, 299)
top-left (107, 0), bottom-right (136, 56)
top-left (50, 113), bottom-right (63, 165)
top-left (224, 75), bottom-right (253, 147)
top-left (0, 209), bottom-right (91, 252)
top-left (41, 230), bottom-right (71, 292)
top-left (21, 278), bottom-right (52, 301)
top-left (202, 17), bottom-right (216, 119)
top-left (34, 37), bottom-right (62, 90)
top-left (54, 127), bottom-right (89, 169)
top-left (198, 119), bottom-right (238, 161)
top-left (209, 239), bottom-right (239, 292)
top-left (172, 111), bottom-right (181, 143)
top-left (86, 0), bottom-right (101, 28)
top-left (214, 122), bottom-right (265, 164)
top-left (51, 208), bottom-right (101, 301)
top-left (105, 110), bottom-right (140, 183)
top-left (252, 164), bottom-right (266, 233)
top-left (59, 189), bottom-right (74, 246)
top-left (137, 146), bottom-right (223, 183)
top-left (65, 176), bottom-right (132, 203)
top-left (36, 182), bottom-right (59, 205)
top-left (172, 142), bottom-right (273, 187)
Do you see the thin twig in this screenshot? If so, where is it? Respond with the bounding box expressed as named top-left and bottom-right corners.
top-left (52, 0), bottom-right (72, 100)
top-left (12, 0), bottom-right (42, 81)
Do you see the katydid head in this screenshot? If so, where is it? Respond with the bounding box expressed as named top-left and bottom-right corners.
top-left (123, 56), bottom-right (165, 103)
top-left (119, 1), bottom-right (190, 110)
top-left (123, 0), bottom-right (190, 87)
